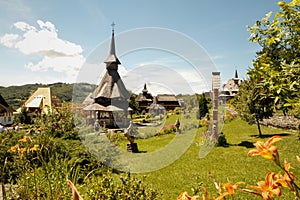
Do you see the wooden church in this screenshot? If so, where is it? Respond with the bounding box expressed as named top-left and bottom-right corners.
top-left (84, 24), bottom-right (130, 128)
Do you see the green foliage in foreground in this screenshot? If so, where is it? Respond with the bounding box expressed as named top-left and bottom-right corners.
top-left (135, 118), bottom-right (300, 199)
top-left (247, 0), bottom-right (300, 110)
top-left (1, 105), bottom-right (158, 199)
top-left (1, 103), bottom-right (299, 199)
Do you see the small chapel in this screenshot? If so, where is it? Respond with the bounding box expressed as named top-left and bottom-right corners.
top-left (0, 94), bottom-right (14, 125)
top-left (136, 83), bottom-right (181, 113)
top-left (83, 24), bottom-right (130, 128)
top-left (220, 70), bottom-right (242, 101)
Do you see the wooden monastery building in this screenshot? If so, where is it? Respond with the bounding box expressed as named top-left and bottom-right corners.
top-left (18, 87), bottom-right (58, 114)
top-left (83, 25), bottom-right (130, 128)
top-left (220, 70), bottom-right (242, 101)
top-left (136, 83), bottom-right (181, 112)
top-left (0, 94), bottom-right (14, 125)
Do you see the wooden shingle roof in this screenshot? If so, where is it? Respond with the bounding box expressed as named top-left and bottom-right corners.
top-left (92, 69), bottom-right (130, 99)
top-left (0, 94), bottom-right (14, 113)
top-left (91, 28), bottom-right (130, 100)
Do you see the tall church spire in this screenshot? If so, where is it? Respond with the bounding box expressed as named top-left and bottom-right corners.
top-left (104, 22), bottom-right (121, 68)
top-left (142, 83), bottom-right (148, 94)
top-left (234, 69), bottom-right (238, 79)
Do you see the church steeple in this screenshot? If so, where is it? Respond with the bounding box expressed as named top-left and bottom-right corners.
top-left (142, 83), bottom-right (148, 94)
top-left (234, 69), bottom-right (238, 79)
top-left (233, 69), bottom-right (239, 84)
top-left (104, 22), bottom-right (121, 69)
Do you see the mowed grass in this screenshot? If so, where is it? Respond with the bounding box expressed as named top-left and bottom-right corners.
top-left (132, 117), bottom-right (300, 199)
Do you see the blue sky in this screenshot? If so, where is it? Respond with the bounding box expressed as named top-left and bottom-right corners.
top-left (0, 0), bottom-right (281, 94)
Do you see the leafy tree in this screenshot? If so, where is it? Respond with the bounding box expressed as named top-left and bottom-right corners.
top-left (128, 92), bottom-right (139, 115)
top-left (17, 107), bottom-right (32, 124)
top-left (197, 93), bottom-right (209, 120)
top-left (233, 78), bottom-right (274, 137)
top-left (247, 0), bottom-right (300, 113)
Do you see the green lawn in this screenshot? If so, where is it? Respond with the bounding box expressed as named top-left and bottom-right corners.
top-left (131, 117), bottom-right (300, 199)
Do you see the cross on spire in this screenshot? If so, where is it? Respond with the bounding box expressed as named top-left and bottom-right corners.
top-left (111, 22), bottom-right (115, 33)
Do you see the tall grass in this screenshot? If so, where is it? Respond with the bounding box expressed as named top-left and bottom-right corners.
top-left (133, 118), bottom-right (300, 199)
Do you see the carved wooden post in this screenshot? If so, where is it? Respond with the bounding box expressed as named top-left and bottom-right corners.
top-left (212, 72), bottom-right (220, 137)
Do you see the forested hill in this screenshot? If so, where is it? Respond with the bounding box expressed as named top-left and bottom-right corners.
top-left (0, 82), bottom-right (96, 109)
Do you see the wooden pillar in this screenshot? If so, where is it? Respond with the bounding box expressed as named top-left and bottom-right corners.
top-left (212, 72), bottom-right (220, 137)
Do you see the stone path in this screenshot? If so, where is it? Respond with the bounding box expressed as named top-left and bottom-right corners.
top-left (261, 114), bottom-right (300, 130)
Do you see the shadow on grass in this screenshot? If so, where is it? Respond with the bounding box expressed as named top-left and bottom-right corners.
top-left (237, 141), bottom-right (255, 148)
top-left (250, 133), bottom-right (291, 138)
top-left (138, 150), bottom-right (147, 153)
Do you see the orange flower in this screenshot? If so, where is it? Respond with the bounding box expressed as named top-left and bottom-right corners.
top-left (18, 135), bottom-right (29, 142)
top-left (244, 172), bottom-right (282, 200)
top-left (18, 147), bottom-right (27, 154)
top-left (7, 144), bottom-right (19, 152)
top-left (222, 180), bottom-right (244, 196)
top-left (275, 160), bottom-right (295, 192)
top-left (30, 144), bottom-right (39, 151)
top-left (177, 192), bottom-right (200, 200)
top-left (214, 180), bottom-right (244, 200)
top-left (248, 136), bottom-right (282, 165)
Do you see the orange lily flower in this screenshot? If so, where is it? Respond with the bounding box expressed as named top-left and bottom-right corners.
top-left (7, 144), bottom-right (19, 152)
top-left (244, 172), bottom-right (282, 200)
top-left (18, 135), bottom-right (29, 142)
top-left (214, 180), bottom-right (244, 200)
top-left (248, 135), bottom-right (282, 165)
top-left (30, 144), bottom-right (39, 151)
top-left (18, 147), bottom-right (27, 154)
top-left (177, 192), bottom-right (200, 200)
top-left (223, 180), bottom-right (244, 196)
top-left (275, 160), bottom-right (295, 192)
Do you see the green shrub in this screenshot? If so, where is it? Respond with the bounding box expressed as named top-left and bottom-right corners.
top-left (216, 132), bottom-right (229, 147)
top-left (81, 172), bottom-right (159, 200)
top-left (174, 107), bottom-right (182, 115)
top-left (157, 124), bottom-right (176, 135)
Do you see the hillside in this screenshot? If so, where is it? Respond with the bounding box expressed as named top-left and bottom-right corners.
top-left (0, 82), bottom-right (96, 109)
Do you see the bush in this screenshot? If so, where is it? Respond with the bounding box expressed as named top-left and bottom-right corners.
top-left (157, 124), bottom-right (176, 135)
top-left (80, 172), bottom-right (159, 200)
top-left (216, 132), bottom-right (229, 147)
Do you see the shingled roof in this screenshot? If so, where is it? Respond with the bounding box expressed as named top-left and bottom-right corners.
top-left (0, 94), bottom-right (14, 113)
top-left (92, 69), bottom-right (130, 99)
top-left (136, 83), bottom-right (153, 102)
top-left (91, 27), bottom-right (130, 101)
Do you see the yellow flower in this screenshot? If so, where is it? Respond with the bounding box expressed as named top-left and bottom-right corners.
top-left (7, 144), bottom-right (19, 152)
top-left (214, 180), bottom-right (244, 200)
top-left (244, 172), bottom-right (282, 200)
top-left (30, 144), bottom-right (39, 151)
top-left (18, 135), bottom-right (29, 142)
top-left (222, 180), bottom-right (244, 196)
top-left (275, 160), bottom-right (296, 192)
top-left (248, 135), bottom-right (282, 165)
top-left (18, 147), bottom-right (27, 154)
top-left (177, 192), bottom-right (200, 200)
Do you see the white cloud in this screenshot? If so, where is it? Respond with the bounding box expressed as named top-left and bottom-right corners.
top-left (0, 20), bottom-right (85, 78)
top-left (14, 21), bottom-right (37, 32)
top-left (25, 54), bottom-right (85, 76)
top-left (0, 34), bottom-right (19, 48)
